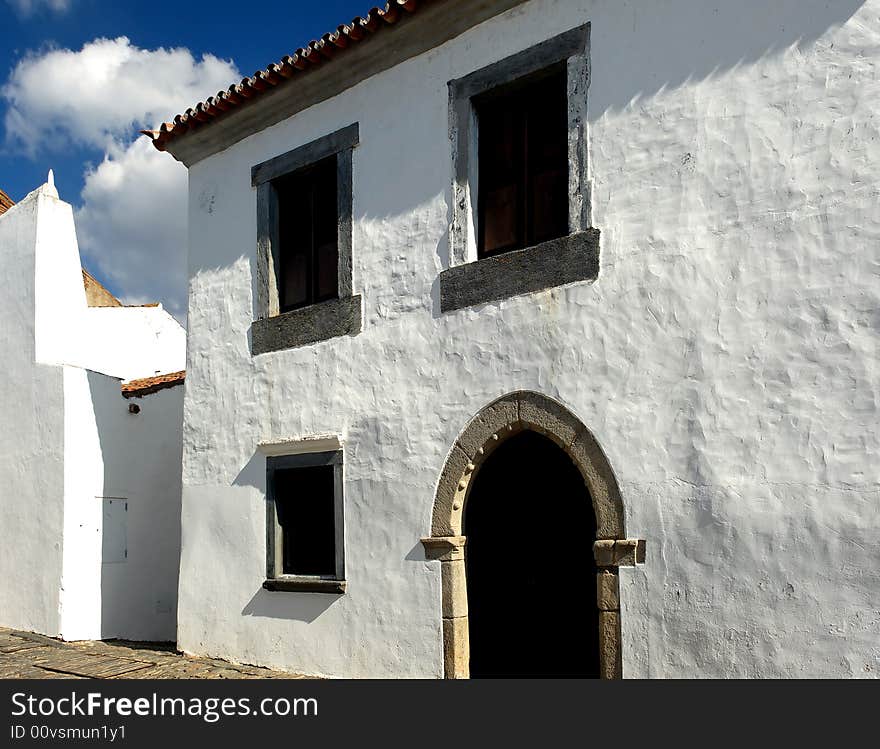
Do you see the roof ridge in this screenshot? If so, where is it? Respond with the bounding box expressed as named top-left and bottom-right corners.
top-left (143, 1), bottom-right (427, 152)
top-left (0, 187), bottom-right (15, 216)
top-left (122, 370), bottom-right (186, 399)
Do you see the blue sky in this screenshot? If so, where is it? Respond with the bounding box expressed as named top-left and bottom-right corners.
top-left (0, 0), bottom-right (372, 319)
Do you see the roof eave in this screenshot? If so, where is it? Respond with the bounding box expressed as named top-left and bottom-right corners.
top-left (145, 0), bottom-right (528, 167)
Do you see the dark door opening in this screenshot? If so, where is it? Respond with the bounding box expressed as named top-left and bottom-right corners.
top-left (464, 430), bottom-right (599, 678)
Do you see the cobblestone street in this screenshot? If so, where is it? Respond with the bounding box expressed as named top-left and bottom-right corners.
top-left (0, 628), bottom-right (307, 679)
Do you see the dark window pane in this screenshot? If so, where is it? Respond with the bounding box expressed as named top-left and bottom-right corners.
top-left (478, 101), bottom-right (523, 255)
top-left (315, 241), bottom-right (338, 300)
top-left (282, 247), bottom-right (309, 309)
top-left (274, 465), bottom-right (336, 576)
top-left (482, 184), bottom-right (519, 252)
top-left (313, 159), bottom-right (339, 301)
top-left (526, 72), bottom-right (569, 244)
top-left (275, 155), bottom-right (339, 311)
top-left (475, 66), bottom-right (568, 258)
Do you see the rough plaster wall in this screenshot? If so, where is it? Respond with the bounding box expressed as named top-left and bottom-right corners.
top-left (93, 374), bottom-right (182, 641)
top-left (59, 366), bottom-right (104, 640)
top-left (59, 368), bottom-right (183, 642)
top-left (1, 182), bottom-right (185, 642)
top-left (0, 192), bottom-right (66, 637)
top-left (180, 0), bottom-right (880, 677)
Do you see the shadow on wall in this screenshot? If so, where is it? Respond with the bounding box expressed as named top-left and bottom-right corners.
top-left (583, 0), bottom-right (864, 118)
top-left (368, 0), bottom-right (865, 293)
top-left (241, 590), bottom-right (340, 622)
top-left (356, 0), bottom-right (867, 222)
top-left (88, 370), bottom-right (183, 642)
top-left (186, 1), bottom-right (865, 312)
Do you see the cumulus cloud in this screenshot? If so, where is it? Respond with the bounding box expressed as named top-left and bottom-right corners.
top-left (3, 36), bottom-right (238, 154)
top-left (7, 0), bottom-right (70, 16)
top-left (76, 138), bottom-right (189, 320)
top-left (2, 37), bottom-right (240, 321)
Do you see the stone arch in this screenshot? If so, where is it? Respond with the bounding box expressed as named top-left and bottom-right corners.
top-left (422, 391), bottom-right (638, 679)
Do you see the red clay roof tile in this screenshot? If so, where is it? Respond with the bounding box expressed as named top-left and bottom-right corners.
top-left (121, 371), bottom-right (186, 398)
top-left (142, 1), bottom-right (428, 152)
top-left (0, 188), bottom-right (14, 216)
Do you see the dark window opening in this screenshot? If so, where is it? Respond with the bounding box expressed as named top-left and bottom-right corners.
top-left (475, 65), bottom-right (569, 258)
top-left (275, 156), bottom-right (338, 312)
top-left (464, 430), bottom-right (599, 678)
top-left (273, 464), bottom-right (336, 576)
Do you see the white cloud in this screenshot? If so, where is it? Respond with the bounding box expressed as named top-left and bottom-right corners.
top-left (76, 138), bottom-right (189, 321)
top-left (2, 37), bottom-right (240, 321)
top-left (7, 0), bottom-right (71, 16)
top-left (3, 36), bottom-right (238, 153)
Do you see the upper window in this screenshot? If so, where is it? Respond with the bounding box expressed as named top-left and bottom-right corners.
top-left (475, 65), bottom-right (569, 258)
top-left (251, 124), bottom-right (361, 355)
top-left (275, 156), bottom-right (339, 312)
top-left (440, 25), bottom-right (598, 314)
top-left (265, 451), bottom-right (345, 593)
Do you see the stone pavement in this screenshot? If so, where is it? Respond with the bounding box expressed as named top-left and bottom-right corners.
top-left (0, 628), bottom-right (309, 679)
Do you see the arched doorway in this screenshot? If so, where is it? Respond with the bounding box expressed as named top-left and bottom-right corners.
top-left (422, 391), bottom-right (633, 679)
top-left (464, 430), bottom-right (598, 677)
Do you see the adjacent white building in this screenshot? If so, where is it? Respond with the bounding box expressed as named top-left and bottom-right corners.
top-left (147, 0), bottom-right (880, 678)
top-left (0, 177), bottom-right (186, 642)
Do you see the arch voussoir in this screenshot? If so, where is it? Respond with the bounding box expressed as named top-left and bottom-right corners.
top-left (424, 390), bottom-right (634, 679)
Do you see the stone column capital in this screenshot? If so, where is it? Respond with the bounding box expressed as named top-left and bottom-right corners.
top-left (421, 535), bottom-right (467, 561)
top-left (594, 539), bottom-right (646, 568)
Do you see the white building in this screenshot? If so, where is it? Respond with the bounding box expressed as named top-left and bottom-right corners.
top-left (147, 0), bottom-right (880, 678)
top-left (0, 177), bottom-right (186, 643)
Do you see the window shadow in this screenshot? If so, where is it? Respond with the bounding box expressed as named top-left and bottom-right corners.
top-left (240, 588), bottom-right (340, 622)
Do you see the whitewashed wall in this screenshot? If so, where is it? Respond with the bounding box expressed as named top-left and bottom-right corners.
top-left (60, 369), bottom-right (182, 642)
top-left (79, 307), bottom-right (185, 383)
top-left (180, 0), bottom-right (880, 677)
top-left (0, 181), bottom-right (185, 642)
top-left (0, 187), bottom-right (66, 637)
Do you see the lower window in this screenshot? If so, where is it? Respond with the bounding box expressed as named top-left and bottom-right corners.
top-left (265, 451), bottom-right (345, 593)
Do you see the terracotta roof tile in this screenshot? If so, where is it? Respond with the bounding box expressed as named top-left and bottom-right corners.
top-left (142, 1), bottom-right (427, 152)
top-left (0, 188), bottom-right (15, 216)
top-left (122, 371), bottom-right (186, 398)
top-left (82, 269), bottom-right (123, 307)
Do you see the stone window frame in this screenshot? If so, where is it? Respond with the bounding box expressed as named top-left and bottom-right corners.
top-left (251, 124), bottom-right (362, 355)
top-left (441, 24), bottom-right (598, 313)
top-left (421, 391), bottom-right (645, 678)
top-left (263, 450), bottom-right (346, 594)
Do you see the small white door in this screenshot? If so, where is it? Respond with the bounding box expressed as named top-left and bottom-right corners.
top-left (102, 499), bottom-right (128, 564)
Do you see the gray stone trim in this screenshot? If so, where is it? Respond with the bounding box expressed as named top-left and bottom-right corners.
top-left (427, 391), bottom-right (631, 678)
top-left (251, 123), bottom-right (359, 186)
top-left (567, 51), bottom-right (591, 232)
top-left (256, 182), bottom-right (281, 318)
top-left (449, 25), bottom-right (590, 102)
top-left (336, 147), bottom-right (354, 298)
top-left (254, 126), bottom-right (357, 325)
top-left (439, 229), bottom-right (599, 313)
top-left (252, 295), bottom-right (362, 354)
top-left (262, 578), bottom-right (346, 594)
top-left (163, 0), bottom-right (531, 166)
top-left (265, 450), bottom-right (345, 585)
top-left (448, 24), bottom-right (591, 265)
